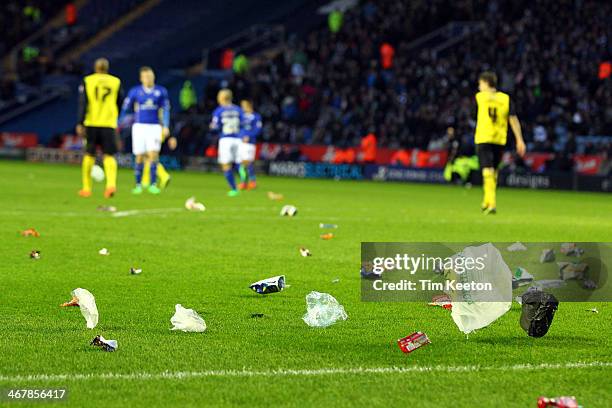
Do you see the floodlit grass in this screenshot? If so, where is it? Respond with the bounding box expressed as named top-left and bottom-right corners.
top-left (0, 161), bottom-right (610, 407)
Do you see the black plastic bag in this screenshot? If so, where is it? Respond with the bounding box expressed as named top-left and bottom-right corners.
top-left (520, 291), bottom-right (559, 338)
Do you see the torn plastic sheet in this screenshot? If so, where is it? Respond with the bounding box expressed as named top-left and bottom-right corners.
top-left (170, 304), bottom-right (206, 332)
top-left (447, 243), bottom-right (512, 334)
top-left (71, 288), bottom-right (99, 329)
top-left (302, 291), bottom-right (347, 328)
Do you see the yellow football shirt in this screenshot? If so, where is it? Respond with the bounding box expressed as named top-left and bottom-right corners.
top-left (474, 91), bottom-right (513, 145)
top-left (81, 73), bottom-right (121, 128)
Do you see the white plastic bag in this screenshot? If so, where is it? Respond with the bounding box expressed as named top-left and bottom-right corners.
top-left (280, 205), bottom-right (297, 216)
top-left (72, 288), bottom-right (99, 329)
top-left (507, 242), bottom-right (527, 251)
top-left (448, 244), bottom-right (512, 334)
top-left (185, 197), bottom-right (206, 211)
top-left (170, 304), bottom-right (206, 332)
top-left (302, 291), bottom-right (347, 328)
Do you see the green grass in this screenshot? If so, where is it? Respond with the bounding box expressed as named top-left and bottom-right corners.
top-left (0, 160), bottom-right (610, 407)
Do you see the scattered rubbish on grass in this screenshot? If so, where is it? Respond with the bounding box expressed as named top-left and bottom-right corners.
top-left (302, 291), bottom-right (347, 328)
top-left (581, 279), bottom-right (597, 290)
top-left (360, 263), bottom-right (381, 280)
top-left (507, 242), bottom-right (527, 251)
top-left (331, 278), bottom-right (340, 283)
top-left (185, 196), bottom-right (206, 211)
top-left (448, 244), bottom-right (512, 334)
top-left (98, 248), bottom-right (110, 256)
top-left (397, 331), bottom-right (431, 354)
top-left (512, 267), bottom-right (534, 289)
top-left (540, 248), bottom-right (555, 263)
top-left (537, 396), bottom-right (579, 408)
top-left (320, 233), bottom-right (334, 240)
top-left (130, 267), bottom-right (142, 275)
top-left (515, 287), bottom-right (541, 305)
top-left (170, 304), bottom-right (206, 332)
top-left (30, 250), bottom-right (40, 259)
top-left (520, 290), bottom-right (558, 338)
top-left (533, 279), bottom-right (566, 289)
top-left (586, 307), bottom-right (598, 313)
top-left (60, 296), bottom-right (79, 307)
top-left (21, 228), bottom-right (40, 237)
top-left (280, 205), bottom-right (297, 216)
top-left (250, 313), bottom-right (264, 318)
top-left (267, 191), bottom-right (284, 201)
top-left (428, 294), bottom-right (452, 310)
top-left (97, 205), bottom-right (117, 212)
top-left (67, 288), bottom-right (99, 329)
top-left (90, 335), bottom-right (117, 352)
top-left (91, 165), bottom-right (105, 182)
top-left (558, 262), bottom-right (588, 280)
top-left (250, 275), bottom-right (285, 294)
top-left (560, 243), bottom-right (584, 257)
top-left (299, 247), bottom-right (311, 257)
top-left (319, 223), bottom-right (338, 229)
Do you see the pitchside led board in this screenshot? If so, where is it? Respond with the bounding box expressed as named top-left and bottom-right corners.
top-left (360, 242), bottom-right (611, 302)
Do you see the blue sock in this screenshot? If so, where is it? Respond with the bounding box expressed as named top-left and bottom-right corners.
top-left (134, 162), bottom-right (144, 185)
top-left (150, 161), bottom-right (158, 185)
top-left (248, 163), bottom-right (256, 181)
top-left (224, 169), bottom-right (236, 190)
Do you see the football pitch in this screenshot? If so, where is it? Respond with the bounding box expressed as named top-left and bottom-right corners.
top-left (1, 160), bottom-right (611, 407)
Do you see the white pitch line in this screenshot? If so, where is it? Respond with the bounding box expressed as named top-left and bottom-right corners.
top-left (1, 361), bottom-right (609, 383)
top-left (112, 208), bottom-right (184, 217)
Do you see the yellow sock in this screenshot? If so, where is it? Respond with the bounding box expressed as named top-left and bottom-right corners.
top-left (81, 154), bottom-right (95, 192)
top-left (103, 155), bottom-right (117, 190)
top-left (142, 161), bottom-right (168, 186)
top-left (482, 168), bottom-right (496, 209)
top-left (157, 162), bottom-right (169, 182)
top-left (142, 159), bottom-right (151, 186)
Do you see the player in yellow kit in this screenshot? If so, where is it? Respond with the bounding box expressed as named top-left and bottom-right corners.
top-left (76, 58), bottom-right (123, 198)
top-left (474, 72), bottom-right (526, 214)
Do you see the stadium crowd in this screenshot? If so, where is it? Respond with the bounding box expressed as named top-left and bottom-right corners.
top-left (1, 0), bottom-right (610, 163)
top-left (0, 0), bottom-right (75, 107)
top-left (176, 0), bottom-right (611, 158)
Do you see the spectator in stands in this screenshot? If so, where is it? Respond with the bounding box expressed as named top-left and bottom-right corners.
top-left (390, 148), bottom-right (411, 167)
top-left (379, 43), bottom-right (395, 70)
top-left (233, 54), bottom-right (249, 75)
top-left (360, 132), bottom-right (377, 163)
top-left (65, 2), bottom-right (76, 26)
top-left (179, 81), bottom-right (197, 112)
top-left (231, 0), bottom-right (610, 153)
top-left (328, 9), bottom-right (343, 34)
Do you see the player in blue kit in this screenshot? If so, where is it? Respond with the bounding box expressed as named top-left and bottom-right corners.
top-left (210, 89), bottom-right (244, 197)
top-left (120, 66), bottom-right (176, 195)
top-left (237, 99), bottom-right (262, 190)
